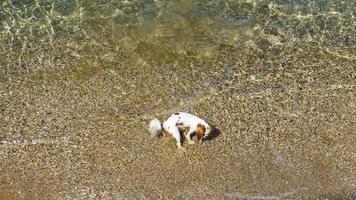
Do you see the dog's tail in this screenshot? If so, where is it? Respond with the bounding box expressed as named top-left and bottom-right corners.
top-left (148, 118), bottom-right (162, 137)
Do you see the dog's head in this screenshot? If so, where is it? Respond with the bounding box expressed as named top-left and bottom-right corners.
top-left (203, 123), bottom-right (220, 141)
top-left (196, 123), bottom-right (220, 142)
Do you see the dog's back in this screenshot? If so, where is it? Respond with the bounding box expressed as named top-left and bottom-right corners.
top-left (174, 112), bottom-right (209, 128)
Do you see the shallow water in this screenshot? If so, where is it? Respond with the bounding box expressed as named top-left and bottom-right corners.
top-left (0, 0), bottom-right (355, 199)
top-left (0, 0), bottom-right (354, 74)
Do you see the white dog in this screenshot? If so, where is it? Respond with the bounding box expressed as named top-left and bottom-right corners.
top-left (148, 112), bottom-right (211, 148)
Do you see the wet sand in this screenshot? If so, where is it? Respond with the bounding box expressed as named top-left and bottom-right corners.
top-left (0, 46), bottom-right (355, 199)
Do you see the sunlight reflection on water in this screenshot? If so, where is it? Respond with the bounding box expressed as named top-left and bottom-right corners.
top-left (0, 0), bottom-right (354, 74)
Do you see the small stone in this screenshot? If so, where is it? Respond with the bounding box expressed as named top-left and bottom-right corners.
top-left (250, 75), bottom-right (256, 80)
top-left (276, 154), bottom-right (284, 164)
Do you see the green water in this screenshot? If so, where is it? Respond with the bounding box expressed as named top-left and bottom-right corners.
top-left (0, 0), bottom-right (355, 75)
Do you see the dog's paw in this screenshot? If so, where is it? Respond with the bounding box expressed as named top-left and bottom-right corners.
top-left (187, 140), bottom-right (195, 145)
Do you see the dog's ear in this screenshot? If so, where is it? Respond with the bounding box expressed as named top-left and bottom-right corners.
top-left (196, 124), bottom-right (206, 141)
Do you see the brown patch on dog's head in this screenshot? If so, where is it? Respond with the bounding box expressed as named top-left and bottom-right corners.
top-left (196, 124), bottom-right (206, 141)
top-left (174, 112), bottom-right (180, 115)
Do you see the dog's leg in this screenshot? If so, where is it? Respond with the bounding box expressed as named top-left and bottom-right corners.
top-left (185, 128), bottom-right (195, 145)
top-left (170, 127), bottom-right (184, 149)
top-left (162, 130), bottom-right (171, 141)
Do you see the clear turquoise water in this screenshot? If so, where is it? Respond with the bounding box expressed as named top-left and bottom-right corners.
top-left (0, 0), bottom-right (355, 75)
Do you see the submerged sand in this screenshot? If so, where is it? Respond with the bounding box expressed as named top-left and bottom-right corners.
top-left (0, 45), bottom-right (355, 199)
